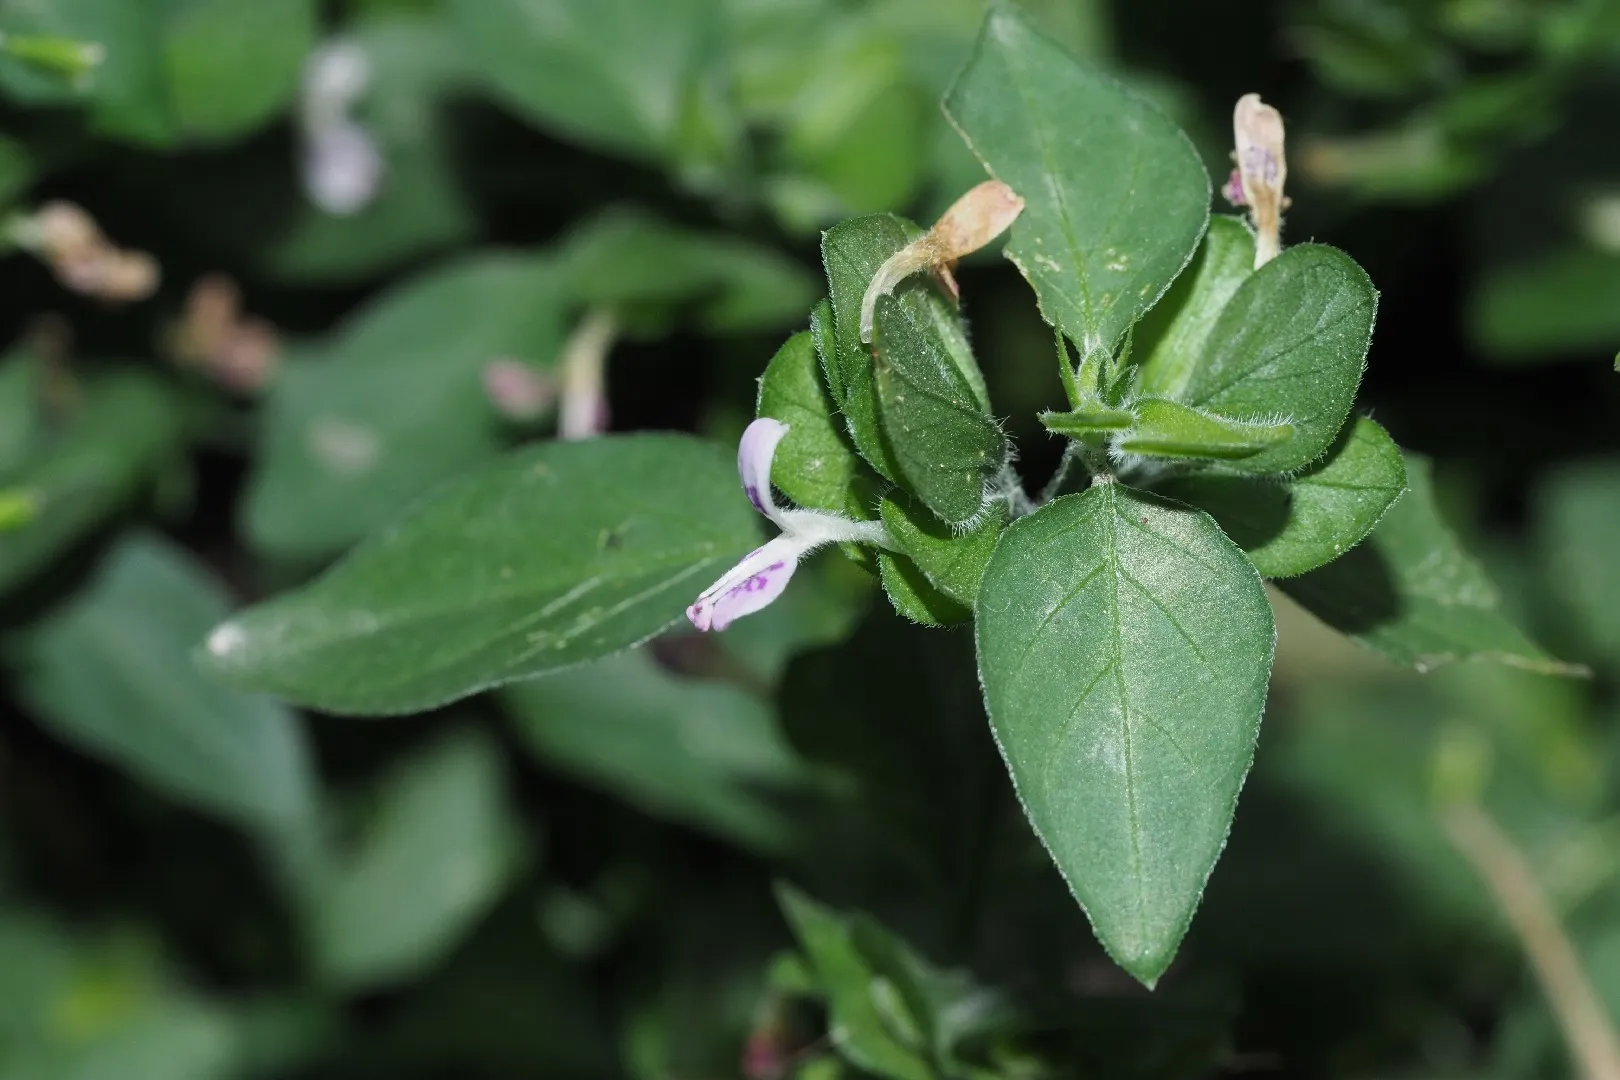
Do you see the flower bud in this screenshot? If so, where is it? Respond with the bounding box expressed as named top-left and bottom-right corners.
top-left (1232, 94), bottom-right (1287, 267)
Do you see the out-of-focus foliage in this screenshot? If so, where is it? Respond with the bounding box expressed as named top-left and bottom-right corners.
top-left (0, 0), bottom-right (1615, 1077)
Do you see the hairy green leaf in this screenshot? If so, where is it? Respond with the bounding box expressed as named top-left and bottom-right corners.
top-left (1133, 215), bottom-right (1256, 399)
top-left (1182, 244), bottom-right (1377, 475)
top-left (975, 481), bottom-right (1274, 984)
top-left (206, 435), bottom-right (761, 715)
top-left (879, 494), bottom-right (1004, 609)
top-left (943, 0), bottom-right (1209, 354)
top-left (1115, 397), bottom-right (1295, 461)
top-left (1160, 417), bottom-right (1407, 577)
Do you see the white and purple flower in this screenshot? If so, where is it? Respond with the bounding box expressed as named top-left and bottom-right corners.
top-left (686, 418), bottom-right (891, 632)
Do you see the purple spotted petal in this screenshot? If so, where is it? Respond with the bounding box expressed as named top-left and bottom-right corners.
top-left (686, 537), bottom-right (802, 632)
top-left (737, 417), bottom-right (789, 523)
top-left (1222, 168), bottom-right (1246, 207)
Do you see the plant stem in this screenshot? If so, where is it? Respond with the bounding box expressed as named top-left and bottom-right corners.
top-left (1439, 801), bottom-right (1620, 1080)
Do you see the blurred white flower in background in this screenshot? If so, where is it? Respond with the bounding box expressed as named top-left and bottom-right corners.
top-left (300, 39), bottom-right (385, 215)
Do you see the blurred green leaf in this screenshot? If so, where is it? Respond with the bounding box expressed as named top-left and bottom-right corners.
top-left (502, 648), bottom-right (808, 852)
top-left (310, 730), bottom-right (520, 990)
top-left (0, 351), bottom-right (42, 477)
top-left (776, 885), bottom-right (933, 1080)
top-left (0, 371), bottom-right (182, 596)
top-left (1469, 249), bottom-right (1620, 361)
top-left (7, 534), bottom-right (318, 840)
top-left (0, 0), bottom-right (313, 145)
top-left (447, 0), bottom-right (721, 161)
top-left (1282, 456), bottom-right (1580, 675)
top-left (244, 253), bottom-right (565, 560)
top-left (1536, 458), bottom-right (1620, 663)
top-left (208, 435), bottom-right (761, 715)
top-left (1179, 244), bottom-right (1377, 475)
top-left (162, 0), bottom-right (315, 141)
top-left (1160, 416), bottom-right (1408, 578)
top-left (975, 482), bottom-right (1274, 985)
top-left (943, 0), bottom-right (1209, 355)
top-left (557, 208), bottom-right (817, 333)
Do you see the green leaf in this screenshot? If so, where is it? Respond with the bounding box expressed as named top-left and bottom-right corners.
top-left (0, 0), bottom-right (173, 143)
top-left (1038, 404), bottom-right (1136, 437)
top-left (1115, 397), bottom-right (1295, 461)
top-left (1535, 459), bottom-right (1620, 663)
top-left (0, 351), bottom-right (41, 477)
top-left (1133, 215), bottom-right (1256, 399)
top-left (447, 0), bottom-right (720, 160)
top-left (877, 549), bottom-right (972, 627)
top-left (775, 885), bottom-right (932, 1080)
top-left (943, 0), bottom-right (1209, 354)
top-left (7, 535), bottom-right (317, 840)
top-left (755, 330), bottom-right (876, 518)
top-left (1180, 244), bottom-right (1377, 475)
top-left (0, 371), bottom-right (182, 596)
top-left (1281, 456), bottom-right (1581, 675)
top-left (501, 649), bottom-right (808, 852)
top-left (1160, 416), bottom-right (1408, 578)
top-left (879, 494), bottom-right (1004, 609)
top-left (871, 293), bottom-right (1005, 525)
top-left (974, 481), bottom-right (1275, 984)
top-left (557, 209), bottom-right (817, 334)
top-left (310, 730), bottom-right (520, 990)
top-left (1469, 249), bottom-right (1620, 362)
top-left (162, 0), bottom-right (316, 141)
top-left (244, 254), bottom-right (566, 560)
top-left (263, 11), bottom-right (475, 283)
top-left (820, 214), bottom-right (1000, 522)
top-left (206, 434), bottom-right (761, 715)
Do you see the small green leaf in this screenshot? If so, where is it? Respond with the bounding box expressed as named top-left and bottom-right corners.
top-left (1536, 459), bottom-right (1620, 663)
top-left (447, 0), bottom-right (719, 160)
top-left (756, 330), bottom-right (877, 518)
top-left (943, 0), bottom-right (1209, 354)
top-left (1115, 397), bottom-right (1295, 461)
top-left (501, 649), bottom-right (808, 852)
top-left (1133, 215), bottom-right (1256, 399)
top-left (871, 292), bottom-right (1005, 525)
top-left (0, 371), bottom-right (182, 596)
top-left (975, 481), bottom-right (1274, 984)
top-left (775, 885), bottom-right (933, 1080)
top-left (877, 550), bottom-right (972, 627)
top-left (1181, 244), bottom-right (1377, 475)
top-left (811, 296), bottom-right (844, 406)
top-left (206, 435), bottom-right (761, 715)
top-left (1281, 456), bottom-right (1581, 675)
top-left (244, 254), bottom-right (566, 560)
top-left (311, 730), bottom-right (520, 990)
top-left (1038, 404), bottom-right (1136, 437)
top-left (1160, 416), bottom-right (1408, 578)
top-left (7, 534), bottom-right (317, 841)
top-left (879, 494), bottom-right (1004, 609)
